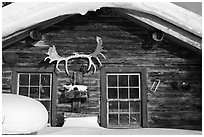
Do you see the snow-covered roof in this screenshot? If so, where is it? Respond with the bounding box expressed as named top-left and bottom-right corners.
top-left (2, 2), bottom-right (202, 50)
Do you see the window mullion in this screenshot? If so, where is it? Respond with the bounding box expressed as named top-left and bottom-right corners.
top-left (128, 75), bottom-right (130, 125)
top-left (28, 74), bottom-right (31, 97)
top-left (117, 75), bottom-right (120, 125)
top-left (49, 74), bottom-right (52, 100)
top-left (39, 74), bottom-right (41, 100)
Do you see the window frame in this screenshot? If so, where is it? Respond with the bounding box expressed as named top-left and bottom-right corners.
top-left (100, 66), bottom-right (147, 128)
top-left (12, 67), bottom-right (57, 127)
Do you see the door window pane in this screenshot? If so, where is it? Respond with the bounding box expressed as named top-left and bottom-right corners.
top-left (108, 88), bottom-right (117, 99)
top-left (119, 101), bottom-right (129, 112)
top-left (129, 75), bottom-right (139, 86)
top-left (130, 88), bottom-right (139, 99)
top-left (119, 75), bottom-right (128, 86)
top-left (109, 114), bottom-right (118, 125)
top-left (130, 101), bottom-right (140, 112)
top-left (130, 114), bottom-right (140, 125)
top-left (119, 88), bottom-right (128, 99)
top-left (109, 101), bottom-right (118, 112)
top-left (108, 75), bottom-right (117, 87)
top-left (120, 114), bottom-right (129, 125)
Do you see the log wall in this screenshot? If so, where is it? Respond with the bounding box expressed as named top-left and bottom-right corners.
top-left (2, 8), bottom-right (202, 130)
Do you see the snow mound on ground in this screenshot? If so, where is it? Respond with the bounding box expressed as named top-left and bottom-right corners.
top-left (63, 117), bottom-right (100, 128)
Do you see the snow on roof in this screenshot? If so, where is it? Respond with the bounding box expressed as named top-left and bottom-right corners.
top-left (2, 2), bottom-right (202, 40)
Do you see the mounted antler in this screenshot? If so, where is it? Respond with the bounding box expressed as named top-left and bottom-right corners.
top-left (44, 36), bottom-right (106, 75)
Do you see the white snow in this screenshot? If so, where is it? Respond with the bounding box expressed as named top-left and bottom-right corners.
top-left (63, 84), bottom-right (88, 92)
top-left (37, 117), bottom-right (202, 135)
top-left (112, 2), bottom-right (202, 37)
top-left (2, 2), bottom-right (202, 38)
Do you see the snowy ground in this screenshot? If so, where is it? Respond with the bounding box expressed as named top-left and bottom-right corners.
top-left (37, 117), bottom-right (202, 135)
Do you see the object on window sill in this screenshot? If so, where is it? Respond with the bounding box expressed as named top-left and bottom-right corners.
top-left (150, 80), bottom-right (160, 92)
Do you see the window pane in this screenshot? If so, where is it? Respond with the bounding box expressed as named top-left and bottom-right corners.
top-left (40, 87), bottom-right (50, 99)
top-left (108, 75), bottom-right (117, 87)
top-left (119, 88), bottom-right (128, 99)
top-left (120, 114), bottom-right (129, 125)
top-left (109, 114), bottom-right (118, 125)
top-left (119, 75), bottom-right (128, 86)
top-left (108, 88), bottom-right (117, 99)
top-left (19, 87), bottom-right (28, 96)
top-left (109, 101), bottom-right (118, 112)
top-left (40, 101), bottom-right (51, 111)
top-left (30, 75), bottom-right (39, 86)
top-left (41, 75), bottom-right (50, 86)
top-left (129, 75), bottom-right (139, 86)
top-left (130, 88), bottom-right (139, 99)
top-left (130, 114), bottom-right (140, 125)
top-left (19, 74), bottom-right (29, 85)
top-left (130, 101), bottom-right (140, 112)
top-left (30, 87), bottom-right (39, 98)
top-left (119, 101), bottom-right (129, 112)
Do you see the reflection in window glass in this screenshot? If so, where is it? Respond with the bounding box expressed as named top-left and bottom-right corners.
top-left (40, 87), bottom-right (50, 99)
top-left (130, 114), bottom-right (140, 125)
top-left (41, 75), bottom-right (50, 86)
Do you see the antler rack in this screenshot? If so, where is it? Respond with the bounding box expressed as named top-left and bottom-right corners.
top-left (44, 36), bottom-right (106, 75)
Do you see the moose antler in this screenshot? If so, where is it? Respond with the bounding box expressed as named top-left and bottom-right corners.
top-left (44, 36), bottom-right (106, 75)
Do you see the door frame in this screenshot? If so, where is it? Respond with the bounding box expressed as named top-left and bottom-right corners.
top-left (100, 66), bottom-right (148, 128)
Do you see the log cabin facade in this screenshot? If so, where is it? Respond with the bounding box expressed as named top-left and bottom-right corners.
top-left (2, 3), bottom-right (202, 130)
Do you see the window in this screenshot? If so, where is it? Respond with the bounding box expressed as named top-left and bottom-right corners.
top-left (100, 67), bottom-right (147, 128)
top-left (18, 73), bottom-right (52, 100)
top-left (12, 68), bottom-right (57, 126)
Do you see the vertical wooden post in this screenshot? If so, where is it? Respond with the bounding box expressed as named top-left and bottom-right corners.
top-left (71, 98), bottom-right (81, 113)
top-left (71, 71), bottom-right (84, 113)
